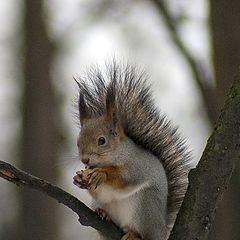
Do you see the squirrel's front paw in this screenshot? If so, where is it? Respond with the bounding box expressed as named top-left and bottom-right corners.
top-left (73, 168), bottom-right (107, 190)
top-left (73, 169), bottom-right (91, 189)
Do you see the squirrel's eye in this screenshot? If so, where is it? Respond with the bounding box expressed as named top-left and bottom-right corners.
top-left (98, 137), bottom-right (106, 146)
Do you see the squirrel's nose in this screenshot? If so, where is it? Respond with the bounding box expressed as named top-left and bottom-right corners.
top-left (82, 158), bottom-right (90, 165)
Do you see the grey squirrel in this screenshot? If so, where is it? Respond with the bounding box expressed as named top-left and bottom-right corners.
top-left (73, 62), bottom-right (191, 240)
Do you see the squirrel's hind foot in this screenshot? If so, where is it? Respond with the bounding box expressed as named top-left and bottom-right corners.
top-left (121, 230), bottom-right (143, 240)
top-left (73, 170), bottom-right (89, 189)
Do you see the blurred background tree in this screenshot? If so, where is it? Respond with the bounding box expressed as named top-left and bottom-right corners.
top-left (18, 1), bottom-right (61, 240)
top-left (1, 1), bottom-right (62, 240)
top-left (0, 0), bottom-right (239, 239)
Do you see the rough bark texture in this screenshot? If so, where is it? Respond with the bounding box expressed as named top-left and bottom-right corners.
top-left (169, 76), bottom-right (240, 240)
top-left (0, 160), bottom-right (123, 240)
top-left (209, 1), bottom-right (240, 239)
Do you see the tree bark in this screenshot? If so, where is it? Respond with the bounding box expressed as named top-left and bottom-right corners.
top-left (208, 1), bottom-right (240, 239)
top-left (169, 76), bottom-right (240, 240)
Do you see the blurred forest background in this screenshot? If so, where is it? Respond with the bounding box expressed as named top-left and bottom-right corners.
top-left (0, 0), bottom-right (239, 239)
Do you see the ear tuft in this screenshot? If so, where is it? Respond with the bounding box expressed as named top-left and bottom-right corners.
top-left (105, 78), bottom-right (117, 123)
top-left (106, 79), bottom-right (116, 114)
top-left (105, 80), bottom-right (123, 136)
top-left (79, 92), bottom-right (90, 126)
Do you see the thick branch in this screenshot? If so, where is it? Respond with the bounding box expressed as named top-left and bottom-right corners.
top-left (169, 77), bottom-right (240, 239)
top-left (0, 160), bottom-right (123, 240)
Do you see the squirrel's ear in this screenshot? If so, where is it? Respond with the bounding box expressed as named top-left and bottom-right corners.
top-left (79, 92), bottom-right (90, 126)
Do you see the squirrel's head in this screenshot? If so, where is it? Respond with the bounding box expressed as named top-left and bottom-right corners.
top-left (77, 86), bottom-right (125, 168)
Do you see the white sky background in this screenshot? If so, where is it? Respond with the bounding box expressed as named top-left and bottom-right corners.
top-left (0, 0), bottom-right (210, 239)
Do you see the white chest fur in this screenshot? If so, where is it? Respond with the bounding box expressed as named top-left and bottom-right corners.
top-left (92, 182), bottom-right (147, 229)
top-left (104, 196), bottom-right (136, 229)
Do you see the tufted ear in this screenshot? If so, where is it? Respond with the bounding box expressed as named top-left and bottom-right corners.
top-left (105, 83), bottom-right (123, 137)
top-left (79, 92), bottom-right (90, 126)
top-left (106, 107), bottom-right (118, 136)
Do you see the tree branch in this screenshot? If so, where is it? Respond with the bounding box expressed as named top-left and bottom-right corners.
top-left (149, 0), bottom-right (219, 123)
top-left (0, 160), bottom-right (123, 240)
top-left (169, 76), bottom-right (240, 239)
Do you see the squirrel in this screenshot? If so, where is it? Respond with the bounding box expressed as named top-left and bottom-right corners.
top-left (73, 62), bottom-right (191, 240)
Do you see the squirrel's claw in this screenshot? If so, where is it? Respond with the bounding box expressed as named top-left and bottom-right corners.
top-left (95, 208), bottom-right (111, 221)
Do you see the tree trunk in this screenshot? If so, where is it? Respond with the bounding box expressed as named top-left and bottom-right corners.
top-left (208, 0), bottom-right (240, 239)
top-left (17, 1), bottom-right (59, 239)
